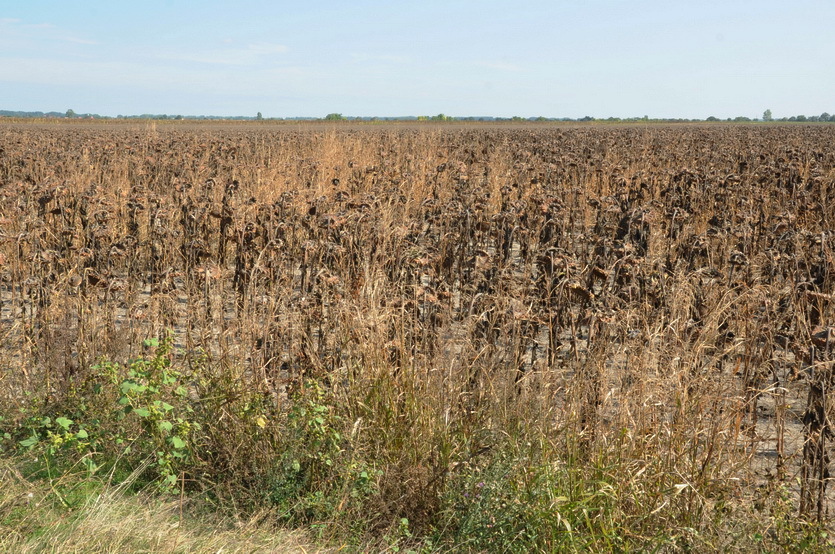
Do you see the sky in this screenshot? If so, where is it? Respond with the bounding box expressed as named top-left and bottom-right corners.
top-left (1, 0), bottom-right (833, 119)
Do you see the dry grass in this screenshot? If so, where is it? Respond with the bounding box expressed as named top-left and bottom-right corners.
top-left (0, 459), bottom-right (327, 553)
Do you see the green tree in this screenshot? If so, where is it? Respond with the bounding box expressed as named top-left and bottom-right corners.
top-left (256, 112), bottom-right (263, 120)
top-left (65, 109), bottom-right (76, 118)
top-left (763, 109), bottom-right (773, 122)
top-left (324, 113), bottom-right (345, 121)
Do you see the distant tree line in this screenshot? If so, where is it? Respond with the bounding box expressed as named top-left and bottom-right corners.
top-left (783, 113), bottom-right (833, 122)
top-left (2, 109), bottom-right (835, 123)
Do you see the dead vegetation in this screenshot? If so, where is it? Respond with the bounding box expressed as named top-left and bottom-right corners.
top-left (2, 121), bottom-right (835, 550)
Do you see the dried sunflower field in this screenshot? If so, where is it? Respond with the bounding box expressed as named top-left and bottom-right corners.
top-left (1, 120), bottom-right (835, 551)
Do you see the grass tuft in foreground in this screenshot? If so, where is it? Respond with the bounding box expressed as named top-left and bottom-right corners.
top-left (0, 457), bottom-right (326, 553)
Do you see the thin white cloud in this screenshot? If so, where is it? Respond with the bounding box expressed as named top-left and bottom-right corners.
top-left (156, 51), bottom-right (244, 65)
top-left (157, 42), bottom-right (288, 66)
top-left (247, 42), bottom-right (288, 54)
top-left (476, 61), bottom-right (523, 72)
top-left (62, 36), bottom-right (98, 45)
top-left (0, 56), bottom-right (312, 96)
top-left (350, 53), bottom-right (409, 64)
top-left (1, 18), bottom-right (97, 46)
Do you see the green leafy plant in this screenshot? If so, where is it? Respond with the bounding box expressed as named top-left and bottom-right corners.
top-left (97, 335), bottom-right (199, 490)
top-left (9, 335), bottom-right (201, 492)
top-left (265, 380), bottom-right (380, 535)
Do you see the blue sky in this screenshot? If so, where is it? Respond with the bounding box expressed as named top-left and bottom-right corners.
top-left (1, 1), bottom-right (833, 119)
